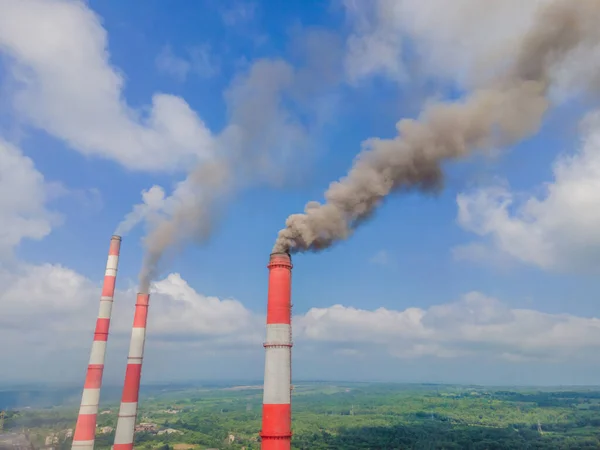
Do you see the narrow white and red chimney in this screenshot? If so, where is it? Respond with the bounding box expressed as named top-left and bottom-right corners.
top-left (72, 235), bottom-right (121, 450)
top-left (260, 252), bottom-right (293, 450)
top-left (112, 292), bottom-right (150, 450)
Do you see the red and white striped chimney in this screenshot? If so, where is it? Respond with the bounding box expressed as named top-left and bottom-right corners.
top-left (72, 235), bottom-right (121, 450)
top-left (260, 252), bottom-right (293, 450)
top-left (113, 292), bottom-right (150, 450)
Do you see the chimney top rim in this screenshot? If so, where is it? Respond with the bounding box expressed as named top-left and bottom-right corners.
top-left (270, 251), bottom-right (291, 258)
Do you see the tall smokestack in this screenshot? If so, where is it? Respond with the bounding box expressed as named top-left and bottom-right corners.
top-left (72, 235), bottom-right (121, 450)
top-left (260, 252), bottom-right (293, 450)
top-left (113, 293), bottom-right (150, 450)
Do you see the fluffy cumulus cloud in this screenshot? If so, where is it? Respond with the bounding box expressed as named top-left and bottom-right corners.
top-left (149, 273), bottom-right (262, 346)
top-left (0, 263), bottom-right (98, 339)
top-left (0, 265), bottom-right (264, 382)
top-left (342, 0), bottom-right (545, 85)
top-left (342, 0), bottom-right (600, 93)
top-left (0, 0), bottom-right (214, 172)
top-left (455, 111), bottom-right (600, 272)
top-left (0, 266), bottom-right (262, 350)
top-left (394, 0), bottom-right (548, 85)
top-left (0, 139), bottom-right (60, 258)
top-left (1, 263), bottom-right (599, 382)
top-left (296, 291), bottom-right (600, 363)
top-left (0, 0), bottom-right (326, 179)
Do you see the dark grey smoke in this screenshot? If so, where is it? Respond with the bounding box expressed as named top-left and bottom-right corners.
top-left (134, 30), bottom-right (345, 291)
top-left (273, 0), bottom-right (600, 254)
top-left (139, 159), bottom-right (231, 292)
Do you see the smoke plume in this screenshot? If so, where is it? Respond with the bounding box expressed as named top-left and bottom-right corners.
top-left (128, 59), bottom-right (309, 293)
top-left (274, 0), bottom-right (600, 254)
top-left (115, 30), bottom-right (344, 291)
top-left (138, 160), bottom-right (232, 293)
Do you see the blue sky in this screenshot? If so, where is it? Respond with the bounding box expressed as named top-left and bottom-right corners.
top-left (1, 0), bottom-right (600, 386)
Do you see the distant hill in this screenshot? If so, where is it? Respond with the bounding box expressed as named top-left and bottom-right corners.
top-left (0, 381), bottom-right (261, 410)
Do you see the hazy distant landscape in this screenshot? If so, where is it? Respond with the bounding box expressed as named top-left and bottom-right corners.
top-left (2, 382), bottom-right (600, 449)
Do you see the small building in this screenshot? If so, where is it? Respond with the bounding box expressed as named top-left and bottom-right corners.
top-left (134, 423), bottom-right (158, 433)
top-left (157, 429), bottom-right (182, 436)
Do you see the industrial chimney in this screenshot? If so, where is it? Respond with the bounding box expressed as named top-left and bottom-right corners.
top-left (260, 252), bottom-right (293, 450)
top-left (113, 293), bottom-right (151, 450)
top-left (72, 235), bottom-right (122, 450)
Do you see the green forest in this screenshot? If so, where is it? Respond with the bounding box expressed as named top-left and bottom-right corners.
top-left (2, 383), bottom-right (600, 449)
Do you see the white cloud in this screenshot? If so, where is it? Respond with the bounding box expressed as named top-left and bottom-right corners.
top-left (342, 0), bottom-right (600, 92)
top-left (0, 258), bottom-right (259, 383)
top-left (149, 273), bottom-right (262, 345)
top-left (0, 263), bottom-right (96, 330)
top-left (455, 111), bottom-right (600, 272)
top-left (296, 291), bottom-right (600, 362)
top-left (156, 44), bottom-right (219, 82)
top-left (391, 0), bottom-right (548, 86)
top-left (343, 0), bottom-right (405, 84)
top-left (0, 0), bottom-right (215, 172)
top-left (2, 262), bottom-right (599, 381)
top-left (0, 139), bottom-right (60, 257)
top-left (0, 264), bottom-right (263, 382)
